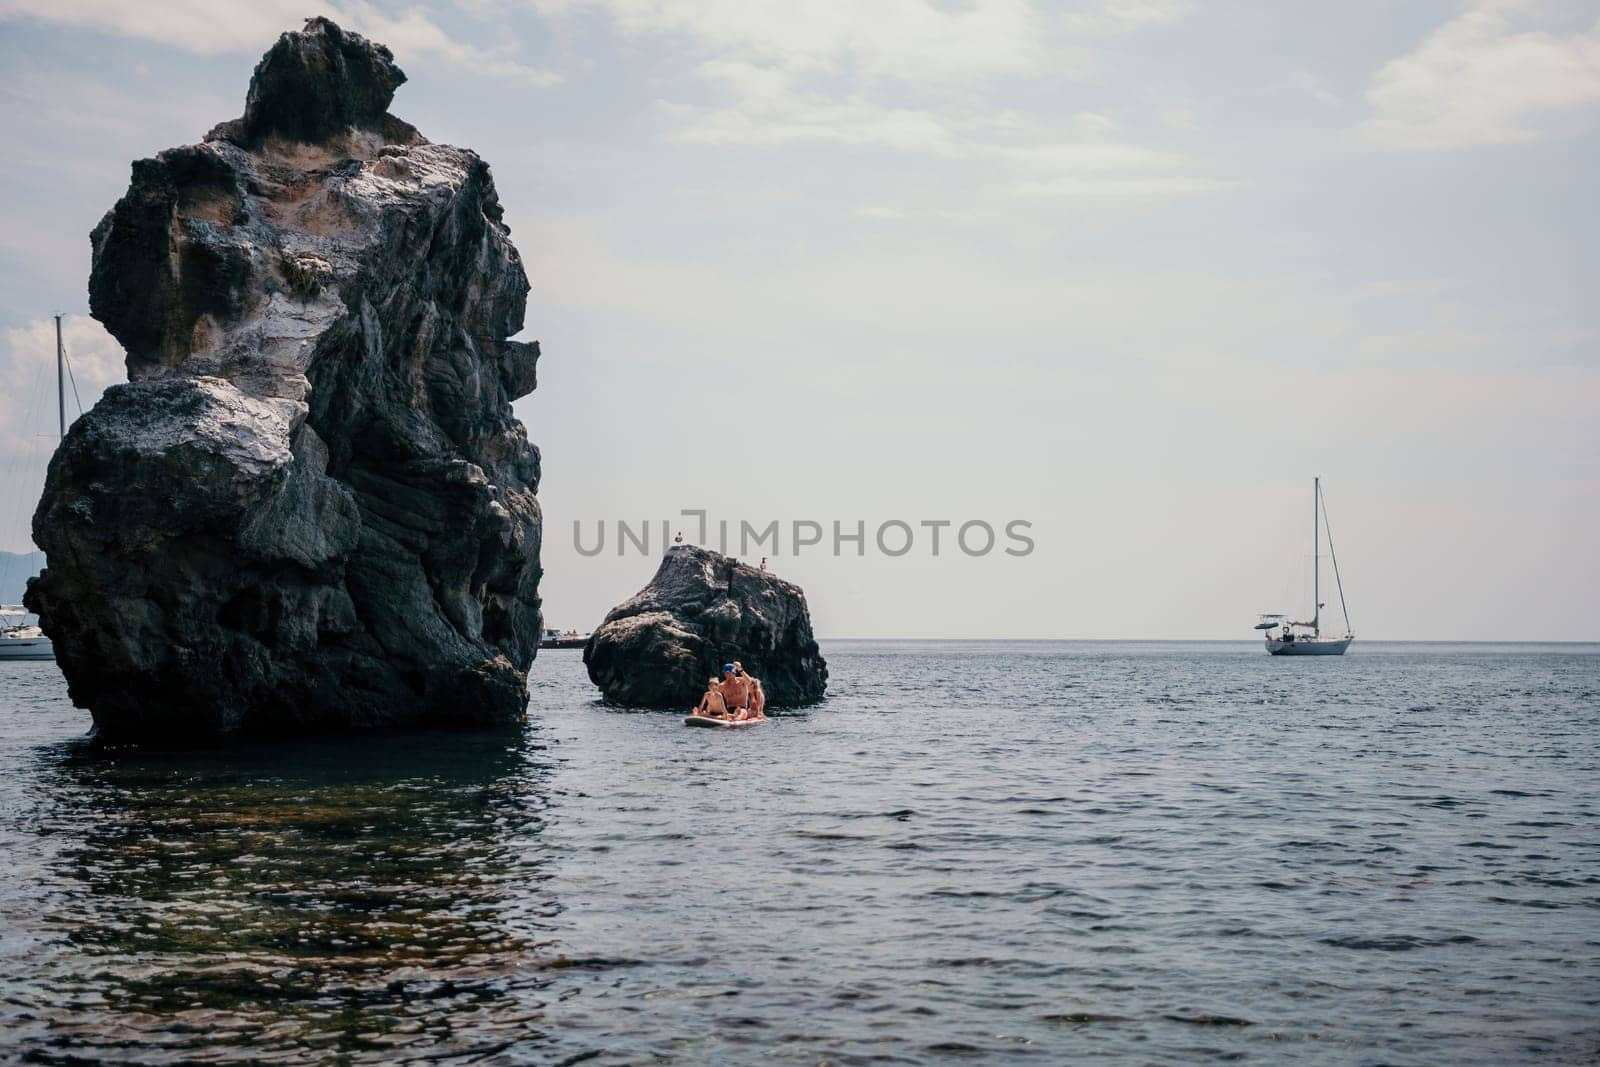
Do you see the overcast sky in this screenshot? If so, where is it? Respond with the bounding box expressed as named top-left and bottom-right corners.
top-left (1, 0), bottom-right (1596, 640)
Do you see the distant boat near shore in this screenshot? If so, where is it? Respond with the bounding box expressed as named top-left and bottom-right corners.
top-left (1256, 477), bottom-right (1354, 656)
top-left (540, 628), bottom-right (589, 650)
top-left (0, 606), bottom-right (53, 660)
top-left (0, 317), bottom-right (68, 663)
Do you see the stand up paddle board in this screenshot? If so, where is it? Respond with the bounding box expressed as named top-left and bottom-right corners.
top-left (683, 715), bottom-right (761, 729)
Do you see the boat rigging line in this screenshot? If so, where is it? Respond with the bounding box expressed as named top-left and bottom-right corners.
top-left (1318, 479), bottom-right (1351, 635)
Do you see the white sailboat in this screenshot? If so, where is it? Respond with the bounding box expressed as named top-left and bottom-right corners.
top-left (0, 315), bottom-right (65, 661)
top-left (1256, 477), bottom-right (1354, 656)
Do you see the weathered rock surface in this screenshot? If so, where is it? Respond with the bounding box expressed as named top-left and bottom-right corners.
top-left (26, 18), bottom-right (543, 738)
top-left (584, 546), bottom-right (827, 708)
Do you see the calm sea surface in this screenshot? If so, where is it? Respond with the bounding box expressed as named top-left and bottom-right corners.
top-left (0, 640), bottom-right (1596, 1064)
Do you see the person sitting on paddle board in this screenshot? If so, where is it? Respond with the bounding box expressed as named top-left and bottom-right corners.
top-left (691, 676), bottom-right (730, 719)
top-left (733, 661), bottom-right (767, 720)
top-left (720, 663), bottom-right (762, 721)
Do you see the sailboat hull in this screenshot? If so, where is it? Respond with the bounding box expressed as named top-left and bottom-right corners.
top-left (1266, 637), bottom-right (1351, 656)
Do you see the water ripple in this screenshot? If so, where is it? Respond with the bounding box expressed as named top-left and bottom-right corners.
top-left (0, 640), bottom-right (1597, 1063)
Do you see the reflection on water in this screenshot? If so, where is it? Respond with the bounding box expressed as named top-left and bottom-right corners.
top-left (4, 727), bottom-right (560, 1063)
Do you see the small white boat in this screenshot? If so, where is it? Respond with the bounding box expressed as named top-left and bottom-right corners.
top-left (539, 628), bottom-right (590, 649)
top-left (1257, 477), bottom-right (1355, 657)
top-left (0, 608), bottom-right (53, 660)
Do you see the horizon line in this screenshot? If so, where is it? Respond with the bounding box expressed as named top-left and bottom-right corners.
top-left (809, 636), bottom-right (1600, 645)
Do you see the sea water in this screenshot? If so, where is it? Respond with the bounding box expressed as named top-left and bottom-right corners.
top-left (0, 640), bottom-right (1596, 1064)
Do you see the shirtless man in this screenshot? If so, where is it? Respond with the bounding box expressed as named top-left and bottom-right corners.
top-left (718, 663), bottom-right (761, 720)
top-left (691, 676), bottom-right (729, 719)
top-left (729, 661), bottom-right (767, 721)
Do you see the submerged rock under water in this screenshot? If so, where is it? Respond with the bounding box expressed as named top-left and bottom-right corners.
top-left (27, 18), bottom-right (543, 738)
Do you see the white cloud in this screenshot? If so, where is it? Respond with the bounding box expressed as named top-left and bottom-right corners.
top-left (0, 66), bottom-right (232, 154)
top-left (1362, 0), bottom-right (1600, 149)
top-left (657, 84), bottom-right (1227, 197)
top-left (992, 115), bottom-right (1238, 197)
top-left (338, 1), bottom-right (562, 87)
top-left (543, 0), bottom-right (1217, 197)
top-left (539, 0), bottom-right (1195, 91)
top-left (1007, 173), bottom-right (1237, 197)
top-left (538, 0), bottom-right (1056, 88)
top-left (0, 0), bottom-right (560, 88)
top-left (1290, 70), bottom-right (1339, 107)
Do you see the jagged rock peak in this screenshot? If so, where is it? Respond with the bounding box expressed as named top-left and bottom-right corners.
top-left (209, 17), bottom-right (419, 148)
top-left (28, 20), bottom-right (543, 739)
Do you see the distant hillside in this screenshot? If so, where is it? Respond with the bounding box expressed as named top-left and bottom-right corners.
top-left (0, 550), bottom-right (45, 607)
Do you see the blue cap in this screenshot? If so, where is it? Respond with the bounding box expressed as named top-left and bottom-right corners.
top-left (722, 663), bottom-right (735, 674)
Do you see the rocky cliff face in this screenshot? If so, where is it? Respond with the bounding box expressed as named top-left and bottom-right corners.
top-left (26, 18), bottom-right (543, 738)
top-left (584, 546), bottom-right (827, 708)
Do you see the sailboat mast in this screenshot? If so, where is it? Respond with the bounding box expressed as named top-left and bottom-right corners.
top-left (1312, 476), bottom-right (1320, 635)
top-left (54, 314), bottom-right (65, 440)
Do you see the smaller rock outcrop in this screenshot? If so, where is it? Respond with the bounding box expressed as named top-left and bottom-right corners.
top-left (584, 546), bottom-right (827, 708)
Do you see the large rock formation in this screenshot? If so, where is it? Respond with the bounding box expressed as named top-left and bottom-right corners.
top-left (584, 546), bottom-right (827, 708)
top-left (26, 18), bottom-right (543, 738)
